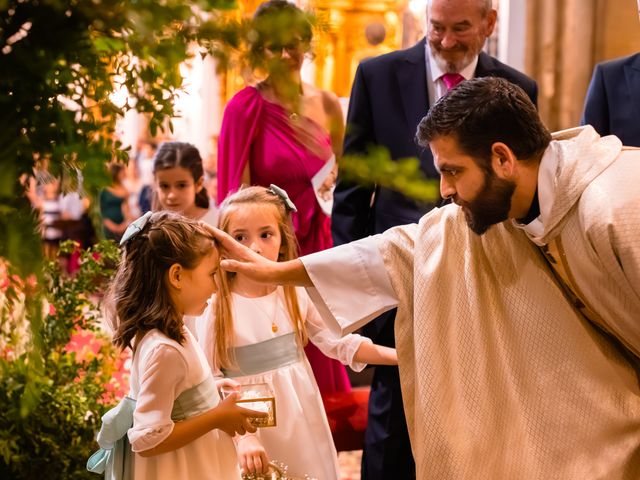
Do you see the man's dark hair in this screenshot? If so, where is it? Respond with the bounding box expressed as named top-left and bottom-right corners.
top-left (416, 77), bottom-right (551, 170)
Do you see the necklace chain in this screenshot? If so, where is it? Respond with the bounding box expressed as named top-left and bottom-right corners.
top-left (236, 287), bottom-right (280, 333)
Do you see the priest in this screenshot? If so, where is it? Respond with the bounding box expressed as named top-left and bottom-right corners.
top-left (209, 77), bottom-right (640, 479)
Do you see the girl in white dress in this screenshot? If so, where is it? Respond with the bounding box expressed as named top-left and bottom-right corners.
top-left (152, 141), bottom-right (219, 226)
top-left (102, 211), bottom-right (265, 480)
top-left (195, 186), bottom-right (397, 479)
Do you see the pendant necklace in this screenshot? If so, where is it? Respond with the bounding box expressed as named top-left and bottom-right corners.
top-left (237, 286), bottom-right (280, 333)
top-left (270, 290), bottom-right (279, 333)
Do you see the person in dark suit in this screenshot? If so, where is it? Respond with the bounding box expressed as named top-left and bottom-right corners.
top-left (332, 1), bottom-right (538, 478)
top-left (581, 54), bottom-right (640, 146)
top-left (581, 52), bottom-right (640, 147)
top-left (581, 0), bottom-right (640, 146)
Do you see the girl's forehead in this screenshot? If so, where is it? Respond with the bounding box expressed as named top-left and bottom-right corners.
top-left (227, 203), bottom-right (280, 225)
top-left (155, 166), bottom-right (194, 181)
top-left (189, 246), bottom-right (219, 270)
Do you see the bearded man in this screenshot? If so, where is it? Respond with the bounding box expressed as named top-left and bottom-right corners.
top-left (210, 77), bottom-right (640, 479)
top-left (331, 2), bottom-right (537, 477)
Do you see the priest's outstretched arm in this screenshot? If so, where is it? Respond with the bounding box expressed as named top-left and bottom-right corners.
top-left (207, 225), bottom-right (400, 336)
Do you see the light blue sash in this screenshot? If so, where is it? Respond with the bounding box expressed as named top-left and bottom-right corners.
top-left (222, 333), bottom-right (301, 378)
top-left (87, 374), bottom-right (217, 479)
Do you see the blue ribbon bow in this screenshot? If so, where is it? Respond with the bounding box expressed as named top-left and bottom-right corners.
top-left (87, 396), bottom-right (136, 479)
top-left (268, 184), bottom-right (297, 213)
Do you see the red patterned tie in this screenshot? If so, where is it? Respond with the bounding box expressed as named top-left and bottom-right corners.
top-left (441, 73), bottom-right (465, 90)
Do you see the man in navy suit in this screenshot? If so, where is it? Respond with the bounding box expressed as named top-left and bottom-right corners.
top-left (581, 0), bottom-right (640, 146)
top-left (332, 1), bottom-right (538, 478)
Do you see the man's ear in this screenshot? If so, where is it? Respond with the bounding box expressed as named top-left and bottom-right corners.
top-left (485, 9), bottom-right (498, 37)
top-left (490, 142), bottom-right (517, 179)
top-left (167, 263), bottom-right (183, 290)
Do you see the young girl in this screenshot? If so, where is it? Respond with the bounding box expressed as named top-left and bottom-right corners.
top-left (152, 141), bottom-right (218, 226)
top-left (98, 211), bottom-right (265, 479)
top-left (218, 0), bottom-right (348, 398)
top-left (195, 186), bottom-right (397, 479)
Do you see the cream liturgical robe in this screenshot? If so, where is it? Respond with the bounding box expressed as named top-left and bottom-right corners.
top-left (516, 126), bottom-right (640, 359)
top-left (302, 205), bottom-right (640, 479)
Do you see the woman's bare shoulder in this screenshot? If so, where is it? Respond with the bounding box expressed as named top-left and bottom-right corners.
top-left (321, 89), bottom-right (342, 119)
top-left (301, 83), bottom-right (340, 116)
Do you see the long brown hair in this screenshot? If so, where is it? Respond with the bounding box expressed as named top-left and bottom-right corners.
top-left (105, 211), bottom-right (216, 350)
top-left (215, 186), bottom-right (306, 369)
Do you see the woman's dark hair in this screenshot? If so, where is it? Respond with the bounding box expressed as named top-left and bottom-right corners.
top-left (416, 77), bottom-right (551, 170)
top-left (249, 0), bottom-right (313, 63)
top-left (108, 162), bottom-right (126, 184)
top-left (152, 141), bottom-right (209, 209)
top-left (105, 211), bottom-right (216, 350)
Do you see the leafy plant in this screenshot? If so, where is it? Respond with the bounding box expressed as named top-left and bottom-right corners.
top-left (340, 146), bottom-right (440, 202)
top-left (0, 240), bottom-right (124, 480)
top-left (0, 0), bottom-right (241, 276)
top-left (0, 0), bottom-right (244, 447)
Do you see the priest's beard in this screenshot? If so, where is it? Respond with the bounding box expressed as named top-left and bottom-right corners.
top-left (458, 171), bottom-right (516, 235)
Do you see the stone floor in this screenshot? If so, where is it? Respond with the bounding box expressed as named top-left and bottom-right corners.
top-left (338, 450), bottom-right (362, 480)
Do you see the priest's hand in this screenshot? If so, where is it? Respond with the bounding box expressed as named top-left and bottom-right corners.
top-left (202, 225), bottom-right (312, 286)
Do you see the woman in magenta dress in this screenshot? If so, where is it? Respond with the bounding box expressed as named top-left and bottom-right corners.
top-left (217, 0), bottom-right (349, 395)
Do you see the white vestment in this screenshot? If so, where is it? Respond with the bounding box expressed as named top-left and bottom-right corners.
top-left (302, 203), bottom-right (640, 479)
top-left (516, 126), bottom-right (640, 359)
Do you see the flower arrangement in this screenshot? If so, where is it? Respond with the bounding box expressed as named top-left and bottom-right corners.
top-left (0, 240), bottom-right (125, 479)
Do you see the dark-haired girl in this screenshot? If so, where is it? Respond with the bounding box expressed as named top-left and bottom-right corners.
top-left (99, 211), bottom-right (264, 479)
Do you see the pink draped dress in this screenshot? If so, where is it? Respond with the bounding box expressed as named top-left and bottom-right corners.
top-left (217, 86), bottom-right (351, 395)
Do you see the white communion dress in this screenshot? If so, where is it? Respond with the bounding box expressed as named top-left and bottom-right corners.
top-left (196, 286), bottom-right (372, 480)
top-left (128, 328), bottom-right (241, 479)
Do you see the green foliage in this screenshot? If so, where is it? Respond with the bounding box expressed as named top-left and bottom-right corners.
top-left (0, 5), bottom-right (245, 469)
top-left (0, 0), bottom-right (240, 276)
top-left (340, 146), bottom-right (440, 202)
top-left (0, 240), bottom-right (122, 480)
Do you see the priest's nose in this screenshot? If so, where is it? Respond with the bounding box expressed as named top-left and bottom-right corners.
top-left (440, 176), bottom-right (456, 200)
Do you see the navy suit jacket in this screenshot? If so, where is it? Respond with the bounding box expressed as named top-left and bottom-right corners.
top-left (581, 53), bottom-right (640, 147)
top-left (332, 38), bottom-right (538, 344)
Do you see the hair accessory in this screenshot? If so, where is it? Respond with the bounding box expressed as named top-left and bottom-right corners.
top-left (268, 184), bottom-right (297, 213)
top-left (119, 211), bottom-right (153, 246)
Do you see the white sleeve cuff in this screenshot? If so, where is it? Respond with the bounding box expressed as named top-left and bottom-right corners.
top-left (301, 236), bottom-right (398, 336)
top-left (128, 421), bottom-right (175, 452)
